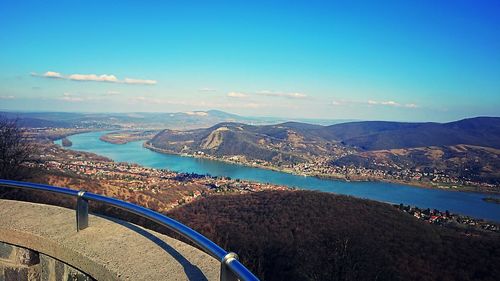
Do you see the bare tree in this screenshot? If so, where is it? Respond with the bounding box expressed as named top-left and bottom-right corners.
top-left (0, 116), bottom-right (37, 180)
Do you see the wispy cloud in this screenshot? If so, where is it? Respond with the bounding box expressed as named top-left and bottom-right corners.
top-left (31, 71), bottom-right (157, 85)
top-left (367, 100), bottom-right (418, 108)
top-left (105, 90), bottom-right (120, 95)
top-left (227, 92), bottom-right (248, 98)
top-left (58, 92), bottom-right (113, 102)
top-left (128, 96), bottom-right (289, 110)
top-left (41, 71), bottom-right (63, 79)
top-left (199, 87), bottom-right (217, 92)
top-left (59, 92), bottom-right (84, 102)
top-left (123, 78), bottom-right (157, 85)
top-left (0, 95), bottom-right (15, 99)
top-left (332, 99), bottom-right (418, 109)
top-left (60, 96), bottom-right (84, 102)
top-left (256, 90), bottom-right (308, 99)
top-left (68, 73), bottom-right (118, 83)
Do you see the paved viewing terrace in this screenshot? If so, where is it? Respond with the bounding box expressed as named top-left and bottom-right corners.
top-left (0, 199), bottom-right (220, 280)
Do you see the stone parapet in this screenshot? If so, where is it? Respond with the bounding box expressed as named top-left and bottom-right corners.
top-left (0, 199), bottom-right (219, 280)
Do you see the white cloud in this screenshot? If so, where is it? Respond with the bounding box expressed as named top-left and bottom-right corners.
top-left (238, 103), bottom-right (267, 109)
top-left (123, 78), bottom-right (157, 85)
top-left (58, 92), bottom-right (83, 102)
top-left (185, 111), bottom-right (209, 116)
top-left (60, 96), bottom-right (84, 102)
top-left (381, 101), bottom-right (399, 106)
top-left (69, 74), bottom-right (119, 83)
top-left (332, 99), bottom-right (418, 109)
top-left (256, 90), bottom-right (308, 99)
top-left (31, 71), bottom-right (157, 85)
top-left (289, 93), bottom-right (307, 99)
top-left (105, 90), bottom-right (120, 95)
top-left (0, 95), bottom-right (15, 99)
top-left (131, 96), bottom-right (169, 105)
top-left (199, 87), bottom-right (217, 92)
top-left (44, 71), bottom-right (63, 79)
top-left (227, 92), bottom-right (248, 98)
top-left (31, 71), bottom-right (63, 79)
top-left (367, 100), bottom-right (418, 108)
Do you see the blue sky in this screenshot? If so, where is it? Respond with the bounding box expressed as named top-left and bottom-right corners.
top-left (0, 1), bottom-right (499, 121)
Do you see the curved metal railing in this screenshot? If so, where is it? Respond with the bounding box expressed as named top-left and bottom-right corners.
top-left (0, 179), bottom-right (260, 281)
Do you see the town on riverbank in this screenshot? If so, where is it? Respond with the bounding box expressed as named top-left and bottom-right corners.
top-left (32, 141), bottom-right (290, 212)
top-left (143, 139), bottom-right (499, 195)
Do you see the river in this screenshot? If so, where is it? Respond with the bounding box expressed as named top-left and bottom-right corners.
top-left (56, 131), bottom-right (500, 222)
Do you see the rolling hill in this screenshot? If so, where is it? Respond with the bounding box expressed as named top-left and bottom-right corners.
top-left (168, 190), bottom-right (500, 281)
top-left (147, 117), bottom-right (500, 187)
top-left (326, 117), bottom-right (500, 150)
top-left (332, 145), bottom-right (500, 185)
top-left (147, 122), bottom-right (353, 164)
top-left (148, 117), bottom-right (500, 156)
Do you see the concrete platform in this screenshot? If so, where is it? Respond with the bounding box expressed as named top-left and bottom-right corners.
top-left (0, 199), bottom-right (220, 280)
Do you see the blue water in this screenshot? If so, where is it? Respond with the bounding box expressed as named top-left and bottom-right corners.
top-left (57, 131), bottom-right (500, 222)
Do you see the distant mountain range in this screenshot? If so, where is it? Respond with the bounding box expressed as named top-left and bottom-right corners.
top-left (149, 116), bottom-right (500, 154)
top-left (0, 110), bottom-right (354, 129)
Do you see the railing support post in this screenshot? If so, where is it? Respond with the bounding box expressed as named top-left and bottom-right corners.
top-left (76, 191), bottom-right (88, 231)
top-left (220, 252), bottom-right (239, 281)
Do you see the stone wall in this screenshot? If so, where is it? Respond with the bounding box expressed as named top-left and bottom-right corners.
top-left (0, 199), bottom-right (219, 280)
top-left (0, 241), bottom-right (93, 281)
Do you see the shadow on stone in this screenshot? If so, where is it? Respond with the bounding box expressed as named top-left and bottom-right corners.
top-left (95, 214), bottom-right (210, 281)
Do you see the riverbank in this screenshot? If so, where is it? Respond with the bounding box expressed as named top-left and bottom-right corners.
top-left (143, 141), bottom-right (499, 195)
top-left (28, 128), bottom-right (99, 142)
top-left (99, 130), bottom-right (160, 145)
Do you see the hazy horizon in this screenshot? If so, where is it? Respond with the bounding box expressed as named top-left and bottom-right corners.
top-left (1, 107), bottom-right (498, 124)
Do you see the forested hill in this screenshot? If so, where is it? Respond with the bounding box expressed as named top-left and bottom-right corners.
top-left (324, 117), bottom-right (500, 150)
top-left (168, 190), bottom-right (500, 281)
top-left (149, 117), bottom-right (500, 155)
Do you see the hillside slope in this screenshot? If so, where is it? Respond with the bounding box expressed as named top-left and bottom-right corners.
top-left (168, 190), bottom-right (500, 281)
top-left (146, 117), bottom-right (500, 189)
top-left (148, 122), bottom-right (351, 164)
top-left (325, 117), bottom-right (500, 150)
top-left (333, 145), bottom-right (500, 185)
top-left (149, 117), bottom-right (500, 154)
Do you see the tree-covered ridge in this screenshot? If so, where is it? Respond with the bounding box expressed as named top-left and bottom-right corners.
top-left (168, 190), bottom-right (500, 281)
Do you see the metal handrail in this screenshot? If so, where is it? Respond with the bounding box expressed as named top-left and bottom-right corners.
top-left (0, 179), bottom-right (260, 281)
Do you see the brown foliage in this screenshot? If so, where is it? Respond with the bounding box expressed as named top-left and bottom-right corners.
top-left (0, 117), bottom-right (38, 180)
top-left (168, 190), bottom-right (500, 281)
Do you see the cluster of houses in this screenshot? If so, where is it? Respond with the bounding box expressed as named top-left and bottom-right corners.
top-left (396, 204), bottom-right (499, 233)
top-left (39, 143), bottom-right (290, 197)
